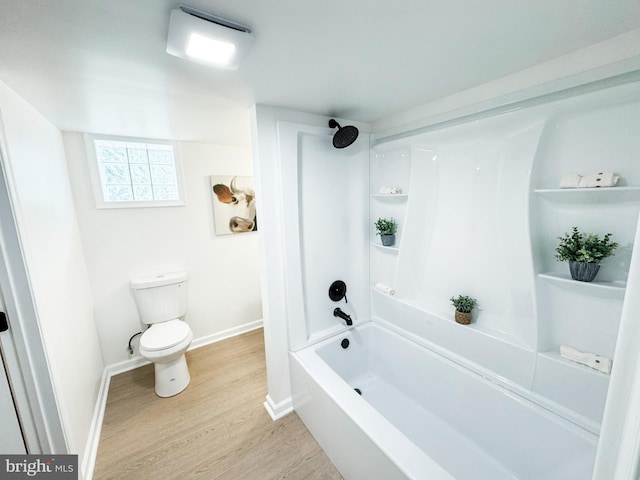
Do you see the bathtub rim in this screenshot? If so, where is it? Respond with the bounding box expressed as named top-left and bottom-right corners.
top-left (293, 306), bottom-right (601, 434)
top-left (370, 316), bottom-right (602, 435)
top-left (311, 320), bottom-right (599, 441)
top-left (292, 320), bottom-right (598, 479)
top-left (291, 329), bottom-right (454, 480)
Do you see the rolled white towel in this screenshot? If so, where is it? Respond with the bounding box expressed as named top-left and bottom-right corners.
top-left (559, 173), bottom-right (581, 189)
top-left (379, 186), bottom-right (403, 195)
top-left (577, 172), bottom-right (620, 188)
top-left (374, 282), bottom-right (395, 296)
top-left (560, 345), bottom-right (612, 374)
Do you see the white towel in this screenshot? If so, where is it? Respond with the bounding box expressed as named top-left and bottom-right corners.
top-left (379, 186), bottom-right (403, 195)
top-left (560, 345), bottom-right (612, 374)
top-left (374, 282), bottom-right (395, 296)
top-left (578, 172), bottom-right (620, 188)
top-left (559, 173), bottom-right (581, 189)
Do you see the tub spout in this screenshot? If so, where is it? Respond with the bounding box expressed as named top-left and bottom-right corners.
top-left (334, 308), bottom-right (352, 326)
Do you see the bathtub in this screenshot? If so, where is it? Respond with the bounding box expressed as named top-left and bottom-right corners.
top-left (289, 321), bottom-right (598, 479)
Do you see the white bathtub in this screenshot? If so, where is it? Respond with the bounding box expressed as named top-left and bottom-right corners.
top-left (290, 321), bottom-right (598, 479)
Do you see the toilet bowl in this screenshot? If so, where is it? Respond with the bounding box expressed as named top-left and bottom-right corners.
top-left (139, 319), bottom-right (193, 397)
top-left (131, 271), bottom-right (192, 397)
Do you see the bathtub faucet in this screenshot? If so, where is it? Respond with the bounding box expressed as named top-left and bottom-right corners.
top-left (334, 308), bottom-right (352, 326)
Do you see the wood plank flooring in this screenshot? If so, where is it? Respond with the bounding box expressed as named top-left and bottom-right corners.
top-left (92, 328), bottom-right (343, 480)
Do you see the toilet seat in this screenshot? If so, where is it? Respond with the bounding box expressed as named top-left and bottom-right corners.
top-left (140, 319), bottom-right (191, 351)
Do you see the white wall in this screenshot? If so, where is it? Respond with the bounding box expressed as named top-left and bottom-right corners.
top-left (0, 81), bottom-right (104, 463)
top-left (63, 134), bottom-right (262, 366)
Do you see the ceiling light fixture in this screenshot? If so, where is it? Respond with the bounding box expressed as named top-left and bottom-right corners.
top-left (166, 6), bottom-right (254, 70)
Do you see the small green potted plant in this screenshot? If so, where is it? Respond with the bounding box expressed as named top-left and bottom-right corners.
top-left (555, 227), bottom-right (618, 282)
top-left (375, 217), bottom-right (398, 247)
top-left (450, 295), bottom-right (478, 325)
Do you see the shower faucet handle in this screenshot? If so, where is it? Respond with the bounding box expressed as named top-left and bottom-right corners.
top-left (329, 280), bottom-right (348, 303)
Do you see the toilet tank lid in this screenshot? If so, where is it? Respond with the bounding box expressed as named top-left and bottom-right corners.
top-left (130, 271), bottom-right (187, 290)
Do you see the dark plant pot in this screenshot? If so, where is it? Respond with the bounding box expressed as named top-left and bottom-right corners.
top-left (455, 310), bottom-right (472, 325)
top-left (569, 261), bottom-right (600, 282)
top-left (380, 234), bottom-right (396, 247)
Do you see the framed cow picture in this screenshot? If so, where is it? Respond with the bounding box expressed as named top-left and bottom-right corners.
top-left (210, 175), bottom-right (257, 235)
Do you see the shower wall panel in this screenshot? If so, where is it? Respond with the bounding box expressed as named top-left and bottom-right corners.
top-left (275, 120), bottom-right (370, 352)
top-left (370, 81), bottom-right (640, 431)
top-left (298, 133), bottom-right (369, 342)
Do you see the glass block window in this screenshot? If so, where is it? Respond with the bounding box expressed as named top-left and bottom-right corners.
top-left (89, 137), bottom-right (185, 207)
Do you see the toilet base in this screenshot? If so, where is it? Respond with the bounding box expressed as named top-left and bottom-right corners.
top-left (153, 354), bottom-right (190, 397)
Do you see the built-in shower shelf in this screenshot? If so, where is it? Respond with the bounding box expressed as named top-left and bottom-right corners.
top-left (371, 243), bottom-right (399, 253)
top-left (538, 272), bottom-right (626, 297)
top-left (534, 186), bottom-right (640, 204)
top-left (538, 351), bottom-right (611, 378)
top-left (370, 285), bottom-right (397, 297)
top-left (371, 194), bottom-right (409, 201)
top-left (396, 297), bottom-right (532, 349)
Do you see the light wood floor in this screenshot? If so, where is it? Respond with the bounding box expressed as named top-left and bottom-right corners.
top-left (93, 328), bottom-right (343, 480)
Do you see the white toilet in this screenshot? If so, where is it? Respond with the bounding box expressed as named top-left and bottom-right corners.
top-left (130, 271), bottom-right (193, 397)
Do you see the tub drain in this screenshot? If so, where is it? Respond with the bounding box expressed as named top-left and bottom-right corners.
top-left (354, 388), bottom-right (362, 395)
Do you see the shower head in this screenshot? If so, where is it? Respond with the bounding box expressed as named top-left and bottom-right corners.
top-left (328, 119), bottom-right (359, 149)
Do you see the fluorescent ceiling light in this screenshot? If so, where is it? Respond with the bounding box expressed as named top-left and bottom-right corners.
top-left (166, 6), bottom-right (254, 70)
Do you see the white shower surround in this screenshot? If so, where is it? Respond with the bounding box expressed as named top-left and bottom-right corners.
top-left (254, 76), bottom-right (640, 479)
top-left (276, 121), bottom-right (371, 351)
top-left (368, 82), bottom-right (640, 432)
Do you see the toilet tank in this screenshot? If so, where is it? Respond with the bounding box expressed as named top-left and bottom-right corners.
top-left (130, 271), bottom-right (188, 325)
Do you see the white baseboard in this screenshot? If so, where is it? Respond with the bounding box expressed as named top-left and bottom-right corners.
top-left (81, 369), bottom-right (110, 480)
top-left (263, 394), bottom-right (294, 421)
top-left (106, 356), bottom-right (150, 377)
top-left (190, 319), bottom-right (263, 350)
top-left (81, 319), bottom-right (264, 480)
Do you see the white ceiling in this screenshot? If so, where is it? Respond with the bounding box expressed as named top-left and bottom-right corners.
top-left (1, 0), bottom-right (639, 145)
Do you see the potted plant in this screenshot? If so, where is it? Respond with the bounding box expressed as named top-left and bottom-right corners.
top-left (375, 217), bottom-right (398, 247)
top-left (450, 295), bottom-right (478, 325)
top-left (555, 227), bottom-right (618, 282)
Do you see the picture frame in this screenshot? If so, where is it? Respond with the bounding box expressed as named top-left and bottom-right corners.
top-left (210, 175), bottom-right (257, 235)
